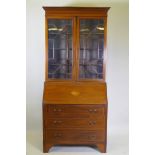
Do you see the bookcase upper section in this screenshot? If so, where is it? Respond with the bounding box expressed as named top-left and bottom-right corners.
top-left (43, 7), bottom-right (110, 82)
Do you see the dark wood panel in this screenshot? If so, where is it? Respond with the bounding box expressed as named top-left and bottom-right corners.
top-left (43, 7), bottom-right (110, 17)
top-left (45, 104), bottom-right (105, 118)
top-left (43, 82), bottom-right (107, 104)
top-left (45, 129), bottom-right (105, 143)
top-left (45, 118), bottom-right (105, 129)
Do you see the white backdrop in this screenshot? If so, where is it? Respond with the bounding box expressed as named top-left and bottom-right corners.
top-left (26, 0), bottom-right (128, 154)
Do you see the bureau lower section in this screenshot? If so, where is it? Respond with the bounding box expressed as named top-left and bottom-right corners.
top-left (43, 104), bottom-right (107, 153)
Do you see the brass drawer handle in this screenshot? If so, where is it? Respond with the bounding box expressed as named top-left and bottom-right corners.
top-left (88, 135), bottom-right (96, 140)
top-left (53, 120), bottom-right (62, 124)
top-left (88, 109), bottom-right (98, 113)
top-left (53, 120), bottom-right (57, 124)
top-left (53, 108), bottom-right (62, 112)
top-left (89, 121), bottom-right (96, 125)
top-left (54, 133), bottom-right (62, 138)
top-left (94, 109), bottom-right (97, 112)
top-left (89, 109), bottom-right (92, 112)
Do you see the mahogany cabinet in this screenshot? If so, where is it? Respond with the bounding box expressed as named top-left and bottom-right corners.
top-left (42, 7), bottom-right (110, 153)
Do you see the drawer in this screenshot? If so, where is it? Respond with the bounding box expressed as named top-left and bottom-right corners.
top-left (45, 104), bottom-right (105, 118)
top-left (45, 129), bottom-right (105, 143)
top-left (45, 118), bottom-right (105, 129)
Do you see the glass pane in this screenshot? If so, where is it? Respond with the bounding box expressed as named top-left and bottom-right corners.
top-left (79, 19), bottom-right (104, 79)
top-left (48, 19), bottom-right (72, 79)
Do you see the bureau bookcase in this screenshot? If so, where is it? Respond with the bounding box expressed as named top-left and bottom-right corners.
top-left (42, 7), bottom-right (110, 153)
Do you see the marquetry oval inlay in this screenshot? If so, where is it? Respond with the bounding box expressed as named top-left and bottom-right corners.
top-left (70, 91), bottom-right (80, 96)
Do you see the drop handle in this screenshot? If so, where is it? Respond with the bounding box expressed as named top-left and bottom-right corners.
top-left (53, 120), bottom-right (62, 124)
top-left (88, 109), bottom-right (92, 112)
top-left (53, 109), bottom-right (62, 112)
top-left (89, 121), bottom-right (96, 125)
top-left (88, 109), bottom-right (98, 113)
top-left (94, 109), bottom-right (97, 112)
top-left (88, 135), bottom-right (96, 140)
top-left (54, 133), bottom-right (62, 138)
top-left (53, 120), bottom-right (57, 124)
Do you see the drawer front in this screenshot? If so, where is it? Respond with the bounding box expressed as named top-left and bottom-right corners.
top-left (45, 118), bottom-right (105, 129)
top-left (45, 129), bottom-right (105, 143)
top-left (45, 104), bottom-right (105, 118)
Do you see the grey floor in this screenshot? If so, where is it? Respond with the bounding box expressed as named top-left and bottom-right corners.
top-left (26, 126), bottom-right (128, 155)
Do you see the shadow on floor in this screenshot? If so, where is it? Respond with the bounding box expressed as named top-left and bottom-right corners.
top-left (49, 145), bottom-right (98, 153)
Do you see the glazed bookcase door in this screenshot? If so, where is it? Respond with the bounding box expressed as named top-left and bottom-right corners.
top-left (47, 18), bottom-right (73, 79)
top-left (78, 18), bottom-right (105, 80)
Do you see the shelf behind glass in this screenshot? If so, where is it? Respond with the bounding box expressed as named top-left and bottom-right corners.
top-left (79, 18), bottom-right (104, 80)
top-left (48, 19), bottom-right (73, 79)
